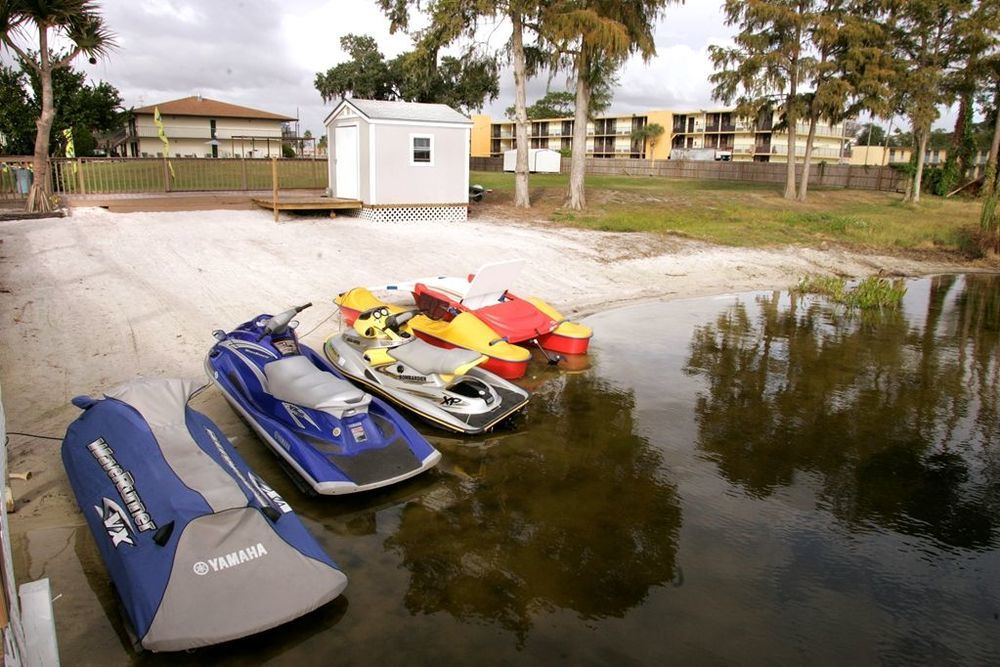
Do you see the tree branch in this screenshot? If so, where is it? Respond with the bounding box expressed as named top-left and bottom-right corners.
top-left (6, 41), bottom-right (40, 74)
top-left (53, 45), bottom-right (83, 69)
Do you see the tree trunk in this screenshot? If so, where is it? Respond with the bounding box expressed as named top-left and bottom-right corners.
top-left (26, 25), bottom-right (55, 213)
top-left (511, 11), bottom-right (530, 208)
top-left (953, 92), bottom-right (970, 176)
top-left (983, 87), bottom-right (1000, 198)
top-left (784, 99), bottom-right (797, 199)
top-left (910, 128), bottom-right (929, 204)
top-left (566, 52), bottom-right (591, 211)
top-left (783, 36), bottom-right (799, 200)
top-left (796, 114), bottom-right (818, 202)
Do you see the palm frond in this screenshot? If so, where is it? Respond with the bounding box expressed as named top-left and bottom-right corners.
top-left (65, 10), bottom-right (116, 59)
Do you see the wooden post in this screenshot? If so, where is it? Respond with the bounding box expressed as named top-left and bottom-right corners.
top-left (271, 157), bottom-right (279, 222)
top-left (76, 158), bottom-right (86, 194)
top-left (162, 157), bottom-right (171, 192)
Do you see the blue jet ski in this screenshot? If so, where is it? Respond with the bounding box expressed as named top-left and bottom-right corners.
top-left (205, 303), bottom-right (441, 495)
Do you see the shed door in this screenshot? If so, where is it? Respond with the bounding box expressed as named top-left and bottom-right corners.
top-left (334, 125), bottom-right (359, 199)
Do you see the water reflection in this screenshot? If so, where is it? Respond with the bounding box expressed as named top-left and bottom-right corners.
top-left (386, 373), bottom-right (682, 640)
top-left (684, 274), bottom-right (1000, 549)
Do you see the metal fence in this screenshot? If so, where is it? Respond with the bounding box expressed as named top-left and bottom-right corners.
top-left (47, 157), bottom-right (328, 194)
top-left (469, 156), bottom-right (908, 192)
top-left (0, 158), bottom-right (32, 202)
top-left (4, 155), bottom-right (908, 201)
top-left (0, 157), bottom-right (327, 199)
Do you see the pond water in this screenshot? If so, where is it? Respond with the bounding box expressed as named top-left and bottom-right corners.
top-left (52, 274), bottom-right (1000, 664)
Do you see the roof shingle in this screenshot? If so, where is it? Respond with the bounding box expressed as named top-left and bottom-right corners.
top-left (336, 99), bottom-right (471, 125)
top-left (133, 96), bottom-right (295, 121)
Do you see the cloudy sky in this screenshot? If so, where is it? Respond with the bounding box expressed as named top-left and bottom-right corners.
top-left (61, 0), bottom-right (735, 136)
top-left (6, 0), bottom-right (958, 136)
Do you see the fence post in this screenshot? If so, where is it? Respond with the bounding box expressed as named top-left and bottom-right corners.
top-left (271, 157), bottom-right (279, 222)
top-left (240, 157), bottom-right (248, 191)
top-left (76, 158), bottom-right (86, 195)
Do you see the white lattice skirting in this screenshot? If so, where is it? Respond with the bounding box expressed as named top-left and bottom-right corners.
top-left (348, 206), bottom-right (468, 224)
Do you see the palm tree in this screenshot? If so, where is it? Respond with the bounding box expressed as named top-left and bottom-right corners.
top-left (631, 122), bottom-right (664, 159)
top-left (0, 0), bottom-right (114, 213)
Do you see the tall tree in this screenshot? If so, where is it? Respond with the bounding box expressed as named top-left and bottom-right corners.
top-left (24, 63), bottom-right (124, 156)
top-left (937, 0), bottom-right (996, 194)
top-left (0, 0), bottom-right (114, 212)
top-left (797, 1), bottom-right (895, 201)
top-left (1, 62), bottom-right (123, 157)
top-left (889, 0), bottom-right (972, 204)
top-left (711, 0), bottom-right (814, 201)
top-left (505, 90), bottom-right (576, 119)
top-left (546, 0), bottom-right (674, 210)
top-left (314, 34), bottom-right (396, 102)
top-left (313, 33), bottom-right (499, 113)
top-left (631, 122), bottom-right (664, 159)
top-left (0, 64), bottom-right (34, 154)
top-left (378, 0), bottom-right (543, 209)
top-left (854, 122), bottom-right (887, 146)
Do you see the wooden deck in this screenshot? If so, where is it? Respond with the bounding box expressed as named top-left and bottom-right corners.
top-left (251, 194), bottom-right (362, 214)
top-left (58, 189), bottom-right (363, 215)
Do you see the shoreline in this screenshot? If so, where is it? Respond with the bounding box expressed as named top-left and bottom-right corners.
top-left (0, 206), bottom-right (978, 528)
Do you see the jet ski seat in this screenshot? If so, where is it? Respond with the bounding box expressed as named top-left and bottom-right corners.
top-left (264, 355), bottom-right (370, 412)
top-left (390, 338), bottom-right (485, 376)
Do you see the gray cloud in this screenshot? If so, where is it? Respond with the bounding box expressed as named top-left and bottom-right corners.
top-left (4, 0), bottom-right (963, 139)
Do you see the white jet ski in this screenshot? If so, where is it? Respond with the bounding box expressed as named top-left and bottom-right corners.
top-left (323, 306), bottom-right (530, 435)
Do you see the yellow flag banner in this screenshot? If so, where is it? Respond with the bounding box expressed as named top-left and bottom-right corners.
top-left (153, 106), bottom-right (175, 179)
top-left (62, 127), bottom-right (77, 174)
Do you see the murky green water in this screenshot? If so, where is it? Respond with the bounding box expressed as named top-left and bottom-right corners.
top-left (46, 274), bottom-right (1000, 664)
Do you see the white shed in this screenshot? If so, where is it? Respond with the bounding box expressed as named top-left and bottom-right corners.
top-left (324, 98), bottom-right (473, 223)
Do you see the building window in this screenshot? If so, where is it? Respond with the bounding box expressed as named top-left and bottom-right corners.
top-left (411, 134), bottom-right (433, 165)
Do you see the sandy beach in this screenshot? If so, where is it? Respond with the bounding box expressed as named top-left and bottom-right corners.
top-left (0, 204), bottom-right (970, 654)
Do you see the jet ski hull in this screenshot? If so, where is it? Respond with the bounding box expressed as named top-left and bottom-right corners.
top-left (324, 334), bottom-right (529, 435)
top-left (206, 316), bottom-right (440, 495)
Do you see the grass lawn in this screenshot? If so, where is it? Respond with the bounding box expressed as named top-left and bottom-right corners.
top-left (471, 170), bottom-right (985, 256)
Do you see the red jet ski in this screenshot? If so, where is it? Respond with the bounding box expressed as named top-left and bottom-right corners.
top-left (398, 259), bottom-right (593, 356)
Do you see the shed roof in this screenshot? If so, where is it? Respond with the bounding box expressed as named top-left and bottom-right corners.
top-left (133, 96), bottom-right (295, 122)
top-left (327, 98), bottom-right (472, 125)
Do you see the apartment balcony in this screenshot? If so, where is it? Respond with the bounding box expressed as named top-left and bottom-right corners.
top-left (706, 124), bottom-right (720, 133)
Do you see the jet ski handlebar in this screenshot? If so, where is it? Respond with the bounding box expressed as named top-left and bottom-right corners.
top-left (385, 309), bottom-right (419, 331)
top-left (261, 302), bottom-right (312, 338)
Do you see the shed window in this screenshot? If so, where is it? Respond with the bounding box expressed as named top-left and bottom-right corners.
top-left (411, 134), bottom-right (433, 165)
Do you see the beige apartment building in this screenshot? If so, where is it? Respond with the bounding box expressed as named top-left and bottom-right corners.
top-left (127, 96), bottom-right (296, 158)
top-left (472, 108), bottom-right (850, 163)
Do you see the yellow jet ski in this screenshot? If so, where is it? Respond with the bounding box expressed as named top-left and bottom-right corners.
top-left (335, 287), bottom-right (532, 380)
top-left (324, 303), bottom-right (530, 434)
